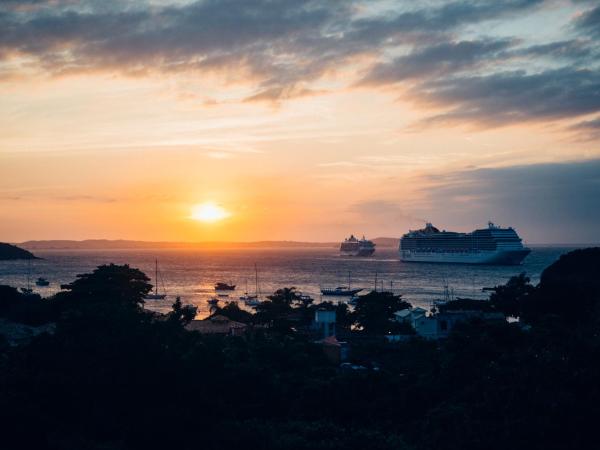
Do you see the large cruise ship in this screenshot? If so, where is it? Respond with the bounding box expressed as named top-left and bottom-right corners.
top-left (340, 235), bottom-right (376, 257)
top-left (400, 222), bottom-right (530, 265)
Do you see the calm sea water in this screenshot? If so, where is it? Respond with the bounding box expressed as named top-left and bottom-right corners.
top-left (0, 247), bottom-right (574, 318)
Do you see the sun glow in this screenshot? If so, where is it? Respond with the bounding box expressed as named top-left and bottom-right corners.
top-left (191, 202), bottom-right (231, 223)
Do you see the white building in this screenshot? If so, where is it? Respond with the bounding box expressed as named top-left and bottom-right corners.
top-left (416, 310), bottom-right (505, 339)
top-left (314, 309), bottom-right (336, 338)
top-left (394, 307), bottom-right (427, 324)
top-left (394, 306), bottom-right (504, 340)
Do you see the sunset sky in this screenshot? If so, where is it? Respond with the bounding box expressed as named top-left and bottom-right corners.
top-left (1, 0), bottom-right (599, 244)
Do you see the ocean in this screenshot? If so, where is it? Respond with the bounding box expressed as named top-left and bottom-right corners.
top-left (0, 246), bottom-right (574, 318)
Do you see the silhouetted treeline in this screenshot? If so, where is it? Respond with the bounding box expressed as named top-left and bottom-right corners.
top-left (0, 249), bottom-right (599, 450)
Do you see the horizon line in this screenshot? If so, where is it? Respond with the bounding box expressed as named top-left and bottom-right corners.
top-left (14, 238), bottom-right (599, 248)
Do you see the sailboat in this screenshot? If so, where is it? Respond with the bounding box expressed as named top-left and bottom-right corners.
top-left (321, 271), bottom-right (362, 296)
top-left (145, 259), bottom-right (167, 300)
top-left (241, 264), bottom-right (261, 307)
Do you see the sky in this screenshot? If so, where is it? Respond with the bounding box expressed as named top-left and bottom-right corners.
top-left (1, 0), bottom-right (599, 244)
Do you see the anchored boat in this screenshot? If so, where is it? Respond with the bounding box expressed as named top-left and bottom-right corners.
top-left (400, 222), bottom-right (531, 265)
top-left (145, 259), bottom-right (167, 300)
top-left (321, 272), bottom-right (362, 296)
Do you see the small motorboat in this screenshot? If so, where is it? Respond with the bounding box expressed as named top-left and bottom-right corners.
top-left (240, 294), bottom-right (260, 307)
top-left (299, 294), bottom-right (314, 303)
top-left (215, 282), bottom-right (236, 291)
top-left (35, 277), bottom-right (50, 287)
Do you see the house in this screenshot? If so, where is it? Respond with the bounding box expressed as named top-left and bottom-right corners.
top-left (313, 308), bottom-right (336, 339)
top-left (311, 308), bottom-right (350, 363)
top-left (186, 315), bottom-right (248, 336)
top-left (319, 335), bottom-right (349, 364)
top-left (394, 307), bottom-right (426, 324)
top-left (413, 310), bottom-right (505, 340)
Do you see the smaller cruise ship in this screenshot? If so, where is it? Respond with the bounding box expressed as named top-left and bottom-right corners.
top-left (340, 235), bottom-right (376, 257)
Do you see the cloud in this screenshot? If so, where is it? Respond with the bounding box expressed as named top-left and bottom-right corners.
top-left (413, 67), bottom-right (600, 127)
top-left (569, 116), bottom-right (600, 140)
top-left (0, 189), bottom-right (117, 203)
top-left (574, 4), bottom-right (600, 37)
top-left (360, 38), bottom-right (513, 85)
top-left (349, 0), bottom-right (544, 42)
top-left (418, 159), bottom-right (600, 243)
top-left (243, 86), bottom-right (327, 103)
top-left (511, 39), bottom-right (596, 61)
top-left (0, 1), bottom-right (548, 93)
top-left (1, 0), bottom-right (598, 129)
top-left (348, 199), bottom-right (423, 224)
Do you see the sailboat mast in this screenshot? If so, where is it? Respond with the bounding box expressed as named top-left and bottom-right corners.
top-left (255, 263), bottom-right (259, 297)
top-left (155, 259), bottom-right (158, 295)
top-left (27, 259), bottom-right (31, 290)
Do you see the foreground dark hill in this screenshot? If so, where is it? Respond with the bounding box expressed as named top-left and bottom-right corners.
top-left (0, 243), bottom-right (37, 260)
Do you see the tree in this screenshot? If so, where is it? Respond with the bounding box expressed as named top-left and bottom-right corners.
top-left (54, 264), bottom-right (151, 310)
top-left (0, 285), bottom-right (52, 325)
top-left (254, 287), bottom-right (302, 333)
top-left (213, 301), bottom-right (254, 324)
top-left (488, 272), bottom-right (535, 318)
top-left (168, 296), bottom-right (197, 326)
top-left (267, 287), bottom-right (301, 305)
top-left (353, 291), bottom-right (411, 334)
top-left (525, 247), bottom-right (600, 325)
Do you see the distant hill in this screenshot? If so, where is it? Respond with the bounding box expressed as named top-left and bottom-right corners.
top-left (0, 243), bottom-right (38, 260)
top-left (372, 237), bottom-right (399, 248)
top-left (19, 239), bottom-right (337, 250)
top-left (19, 238), bottom-right (400, 250)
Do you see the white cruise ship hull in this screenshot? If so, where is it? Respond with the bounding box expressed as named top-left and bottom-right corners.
top-left (340, 248), bottom-right (376, 257)
top-left (400, 249), bottom-right (530, 265)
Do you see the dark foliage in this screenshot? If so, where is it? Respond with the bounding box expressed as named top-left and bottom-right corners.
top-left (1, 249), bottom-right (600, 450)
top-left (168, 296), bottom-right (197, 326)
top-left (439, 298), bottom-right (494, 312)
top-left (532, 247), bottom-right (600, 325)
top-left (0, 285), bottom-right (54, 325)
top-left (489, 272), bottom-right (535, 318)
top-left (212, 301), bottom-right (255, 323)
top-left (353, 290), bottom-right (411, 334)
top-left (489, 248), bottom-right (600, 325)
top-left (54, 263), bottom-right (151, 311)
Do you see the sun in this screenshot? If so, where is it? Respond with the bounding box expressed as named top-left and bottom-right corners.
top-left (191, 202), bottom-right (231, 223)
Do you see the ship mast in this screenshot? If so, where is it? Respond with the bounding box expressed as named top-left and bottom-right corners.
top-left (155, 259), bottom-right (158, 295)
top-left (255, 263), bottom-right (259, 297)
